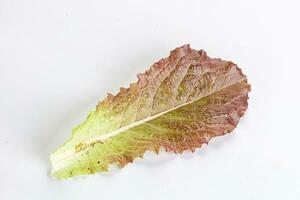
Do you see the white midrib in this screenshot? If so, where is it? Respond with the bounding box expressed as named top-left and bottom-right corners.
top-left (94, 78), bottom-right (247, 143)
top-left (51, 77), bottom-right (246, 171)
top-left (89, 98), bottom-right (195, 141)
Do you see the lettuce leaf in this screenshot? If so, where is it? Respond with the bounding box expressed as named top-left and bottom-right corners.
top-left (50, 44), bottom-right (250, 179)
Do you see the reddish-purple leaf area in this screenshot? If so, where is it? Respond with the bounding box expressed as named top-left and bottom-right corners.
top-left (50, 44), bottom-right (250, 179)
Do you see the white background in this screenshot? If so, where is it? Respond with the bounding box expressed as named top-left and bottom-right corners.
top-left (1, 0), bottom-right (300, 199)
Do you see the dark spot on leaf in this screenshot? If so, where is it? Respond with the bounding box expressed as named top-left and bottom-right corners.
top-left (87, 167), bottom-right (94, 173)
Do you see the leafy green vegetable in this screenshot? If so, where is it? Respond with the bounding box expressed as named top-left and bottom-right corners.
top-left (50, 44), bottom-right (250, 179)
